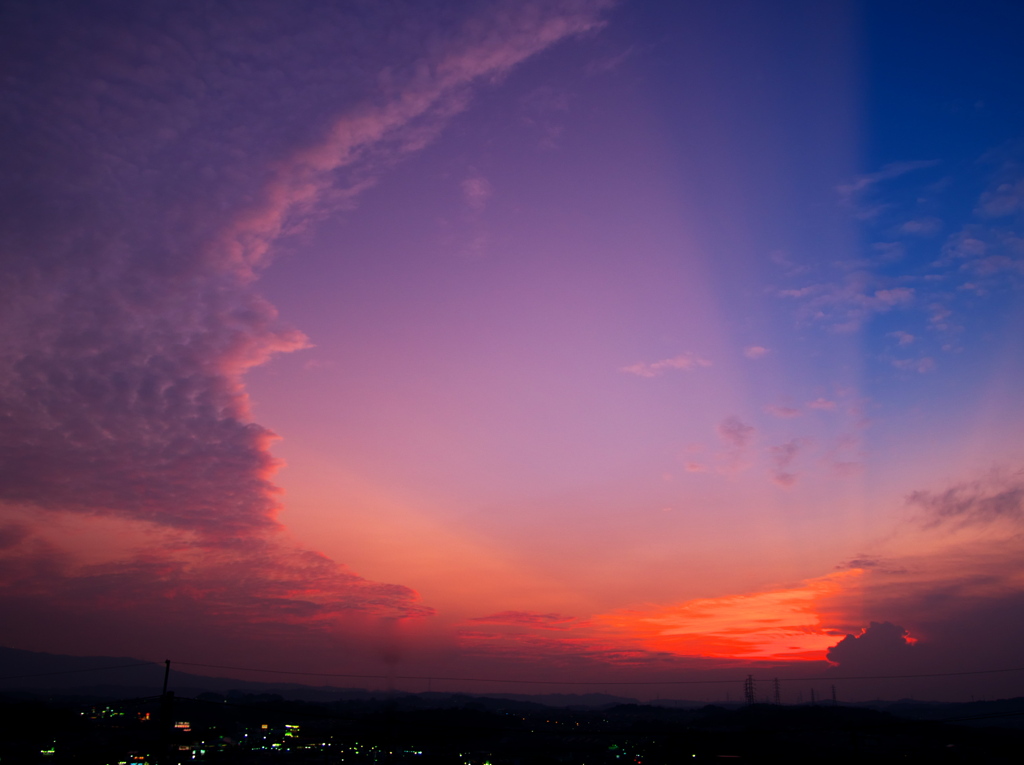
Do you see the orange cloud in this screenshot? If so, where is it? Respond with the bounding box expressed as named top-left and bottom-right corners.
top-left (459, 571), bottom-right (866, 668)
top-left (596, 570), bottom-right (862, 662)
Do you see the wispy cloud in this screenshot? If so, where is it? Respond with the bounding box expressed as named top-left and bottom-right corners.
top-left (764, 405), bottom-right (801, 419)
top-left (836, 160), bottom-right (940, 209)
top-left (518, 85), bottom-right (572, 148)
top-left (899, 217), bottom-right (942, 236)
top-left (888, 330), bottom-right (915, 346)
top-left (872, 241), bottom-right (906, 262)
top-left (768, 249), bottom-right (811, 276)
top-left (975, 178), bottom-right (1024, 218)
top-left (784, 157), bottom-right (1024, 362)
top-left (717, 416), bottom-right (755, 450)
top-left (892, 356), bottom-right (936, 373)
top-left (807, 397), bottom-right (838, 411)
top-left (835, 555), bottom-right (882, 570)
top-left (469, 611), bottom-right (580, 630)
top-left (621, 353), bottom-right (711, 378)
top-left (907, 471), bottom-right (1024, 529)
top-left (743, 345), bottom-right (769, 359)
top-left (939, 229), bottom-right (989, 262)
top-left (768, 439), bottom-right (801, 487)
top-left (778, 277), bottom-right (914, 332)
top-left (461, 175), bottom-right (493, 210)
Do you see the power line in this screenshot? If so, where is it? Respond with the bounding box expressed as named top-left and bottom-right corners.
top-left (173, 661), bottom-right (739, 686)
top-left (171, 660), bottom-right (1024, 687)
top-left (5, 657), bottom-right (1022, 689)
top-left (0, 662), bottom-right (153, 681)
top-left (776, 666), bottom-right (1024, 683)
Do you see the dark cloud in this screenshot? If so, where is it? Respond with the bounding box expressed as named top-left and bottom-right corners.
top-left (0, 532), bottom-right (430, 624)
top-left (815, 516), bottom-right (1024, 698)
top-left (833, 556), bottom-right (908, 575)
top-left (826, 621), bottom-right (916, 670)
top-left (835, 556), bottom-right (880, 570)
top-left (907, 471), bottom-right (1024, 528)
top-left (469, 611), bottom-right (579, 629)
top-left (0, 523), bottom-right (433, 667)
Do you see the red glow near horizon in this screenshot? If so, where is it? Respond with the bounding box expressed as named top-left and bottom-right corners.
top-left (596, 570), bottom-right (863, 662)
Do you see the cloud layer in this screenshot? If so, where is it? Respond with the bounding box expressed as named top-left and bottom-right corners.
top-left (0, 0), bottom-right (613, 641)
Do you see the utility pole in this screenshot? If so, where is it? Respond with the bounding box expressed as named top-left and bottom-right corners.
top-left (159, 660), bottom-right (174, 765)
top-left (744, 675), bottom-right (756, 705)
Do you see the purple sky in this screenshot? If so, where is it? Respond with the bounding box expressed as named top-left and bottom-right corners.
top-left (2, 0), bottom-right (1023, 701)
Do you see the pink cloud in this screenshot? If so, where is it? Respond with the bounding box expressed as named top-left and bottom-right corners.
top-left (461, 175), bottom-right (493, 210)
top-left (0, 0), bottom-right (614, 648)
top-left (764, 404), bottom-right (801, 419)
top-left (744, 345), bottom-right (769, 359)
top-left (779, 275), bottom-right (915, 332)
top-left (807, 397), bottom-right (837, 411)
top-left (717, 416), bottom-right (755, 449)
top-left (621, 353), bottom-right (712, 378)
top-left (832, 461), bottom-right (863, 477)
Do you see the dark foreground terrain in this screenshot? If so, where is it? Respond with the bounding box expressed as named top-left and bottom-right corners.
top-left (3, 690), bottom-right (1023, 764)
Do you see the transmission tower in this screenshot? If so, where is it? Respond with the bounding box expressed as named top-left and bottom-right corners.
top-left (744, 674), bottom-right (756, 705)
top-left (773, 677), bottom-right (781, 705)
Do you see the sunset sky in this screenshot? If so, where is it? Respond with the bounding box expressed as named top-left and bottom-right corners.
top-left (2, 0), bottom-right (1023, 702)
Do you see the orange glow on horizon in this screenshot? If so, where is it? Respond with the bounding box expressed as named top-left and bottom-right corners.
top-left (596, 570), bottom-right (863, 662)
